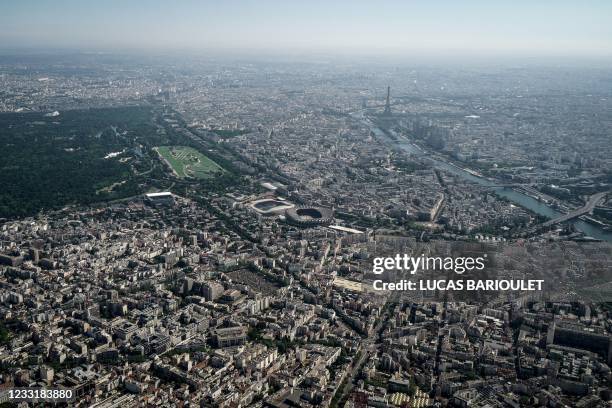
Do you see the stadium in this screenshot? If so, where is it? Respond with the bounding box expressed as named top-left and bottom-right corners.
top-left (249, 198), bottom-right (294, 215)
top-left (285, 206), bottom-right (334, 227)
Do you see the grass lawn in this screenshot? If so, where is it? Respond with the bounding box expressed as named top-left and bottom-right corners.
top-left (156, 146), bottom-right (224, 179)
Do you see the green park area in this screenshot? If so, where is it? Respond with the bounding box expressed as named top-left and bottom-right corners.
top-left (0, 106), bottom-right (159, 218)
top-left (156, 146), bottom-right (224, 179)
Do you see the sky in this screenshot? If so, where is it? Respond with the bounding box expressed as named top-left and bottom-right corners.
top-left (1, 0), bottom-right (611, 57)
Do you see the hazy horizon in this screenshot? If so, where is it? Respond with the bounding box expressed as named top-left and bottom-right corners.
top-left (2, 0), bottom-right (612, 58)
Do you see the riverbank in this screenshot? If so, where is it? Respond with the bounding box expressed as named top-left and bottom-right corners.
top-left (357, 113), bottom-right (612, 241)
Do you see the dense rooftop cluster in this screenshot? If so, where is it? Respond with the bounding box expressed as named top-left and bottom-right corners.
top-left (0, 54), bottom-right (610, 407)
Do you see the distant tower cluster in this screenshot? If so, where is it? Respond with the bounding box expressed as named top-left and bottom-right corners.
top-left (383, 86), bottom-right (392, 116)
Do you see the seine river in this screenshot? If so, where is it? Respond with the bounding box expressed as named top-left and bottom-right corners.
top-left (366, 122), bottom-right (612, 241)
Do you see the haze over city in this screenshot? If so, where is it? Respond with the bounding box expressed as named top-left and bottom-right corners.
top-left (2, 0), bottom-right (612, 57)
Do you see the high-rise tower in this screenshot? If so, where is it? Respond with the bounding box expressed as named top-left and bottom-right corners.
top-left (383, 86), bottom-right (391, 116)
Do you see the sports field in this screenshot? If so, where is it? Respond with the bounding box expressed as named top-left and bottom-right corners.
top-left (156, 146), bottom-right (224, 179)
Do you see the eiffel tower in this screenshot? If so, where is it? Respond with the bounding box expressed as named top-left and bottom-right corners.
top-left (383, 86), bottom-right (392, 116)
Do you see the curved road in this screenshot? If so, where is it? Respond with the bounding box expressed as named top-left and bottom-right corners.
top-left (542, 191), bottom-right (608, 227)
